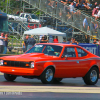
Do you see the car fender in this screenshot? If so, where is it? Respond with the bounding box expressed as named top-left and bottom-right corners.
top-left (39, 61), bottom-right (55, 75)
top-left (43, 61), bottom-right (55, 70)
top-left (35, 61), bottom-right (55, 76)
top-left (89, 60), bottom-right (99, 69)
top-left (87, 60), bottom-right (99, 74)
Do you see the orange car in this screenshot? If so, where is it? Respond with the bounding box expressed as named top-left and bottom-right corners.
top-left (0, 43), bottom-right (100, 85)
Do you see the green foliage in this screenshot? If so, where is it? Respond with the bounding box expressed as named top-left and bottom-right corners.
top-left (0, 0), bottom-right (22, 14)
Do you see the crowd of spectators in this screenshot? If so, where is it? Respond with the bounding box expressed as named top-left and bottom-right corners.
top-left (0, 33), bottom-right (9, 54)
top-left (60, 0), bottom-right (92, 10)
top-left (48, 0), bottom-right (100, 20)
top-left (46, 0), bottom-right (100, 37)
top-left (59, 0), bottom-right (100, 20)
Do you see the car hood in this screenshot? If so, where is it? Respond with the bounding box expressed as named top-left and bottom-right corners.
top-left (1, 53), bottom-right (58, 62)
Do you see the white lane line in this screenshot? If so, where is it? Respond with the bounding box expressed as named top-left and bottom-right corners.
top-left (0, 73), bottom-right (3, 75)
top-left (0, 86), bottom-right (100, 93)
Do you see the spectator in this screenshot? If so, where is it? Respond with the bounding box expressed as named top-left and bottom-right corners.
top-left (66, 38), bottom-right (71, 44)
top-left (27, 35), bottom-right (36, 50)
top-left (40, 36), bottom-right (45, 43)
top-left (53, 36), bottom-right (58, 43)
top-left (24, 35), bottom-right (29, 51)
top-left (97, 39), bottom-right (100, 45)
top-left (97, 9), bottom-right (100, 18)
top-left (73, 0), bottom-right (77, 4)
top-left (44, 35), bottom-right (48, 43)
top-left (93, 39), bottom-right (97, 44)
top-left (90, 20), bottom-right (95, 35)
top-left (68, 0), bottom-right (74, 3)
top-left (92, 6), bottom-right (99, 19)
top-left (98, 4), bottom-right (100, 10)
top-left (85, 35), bottom-right (90, 43)
top-left (94, 22), bottom-right (98, 33)
top-left (69, 2), bottom-right (75, 13)
top-left (91, 2), bottom-right (98, 9)
top-left (16, 11), bottom-right (20, 16)
top-left (83, 17), bottom-right (89, 32)
top-left (74, 2), bottom-right (80, 9)
top-left (70, 37), bottom-right (78, 44)
top-left (59, 8), bottom-right (63, 18)
top-left (48, 0), bottom-right (55, 8)
top-left (3, 34), bottom-right (9, 54)
top-left (62, 38), bottom-right (67, 43)
top-left (27, 16), bottom-right (31, 23)
top-left (60, 0), bottom-right (69, 5)
top-left (48, 35), bottom-right (53, 43)
top-left (80, 0), bottom-right (86, 8)
top-left (22, 40), bottom-right (26, 53)
top-left (73, 0), bottom-right (78, 8)
top-left (87, 1), bottom-right (92, 8)
top-left (84, 0), bottom-right (92, 10)
top-left (0, 33), bottom-right (5, 54)
top-left (40, 36), bottom-right (48, 43)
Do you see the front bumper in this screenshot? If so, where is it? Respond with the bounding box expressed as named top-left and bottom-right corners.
top-left (0, 66), bottom-right (38, 76)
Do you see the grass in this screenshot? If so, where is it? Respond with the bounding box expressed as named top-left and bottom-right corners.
top-left (7, 38), bottom-right (24, 54)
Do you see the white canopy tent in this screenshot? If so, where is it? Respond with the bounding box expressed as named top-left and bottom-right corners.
top-left (24, 27), bottom-right (66, 42)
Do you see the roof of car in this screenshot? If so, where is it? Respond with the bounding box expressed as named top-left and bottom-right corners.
top-left (36, 43), bottom-right (78, 47)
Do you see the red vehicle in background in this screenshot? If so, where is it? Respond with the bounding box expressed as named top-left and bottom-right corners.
top-left (27, 23), bottom-right (41, 29)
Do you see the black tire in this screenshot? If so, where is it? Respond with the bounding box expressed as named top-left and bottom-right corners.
top-left (54, 78), bottom-right (63, 83)
top-left (9, 18), bottom-right (14, 20)
top-left (40, 67), bottom-right (54, 84)
top-left (4, 73), bottom-right (17, 81)
top-left (83, 67), bottom-right (99, 85)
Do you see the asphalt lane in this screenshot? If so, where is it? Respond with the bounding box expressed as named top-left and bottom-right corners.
top-left (0, 73), bottom-right (100, 100)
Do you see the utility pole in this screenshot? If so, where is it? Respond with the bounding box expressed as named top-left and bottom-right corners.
top-left (6, 0), bottom-right (8, 13)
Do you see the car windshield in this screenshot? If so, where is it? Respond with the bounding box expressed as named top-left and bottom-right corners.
top-left (25, 44), bottom-right (63, 57)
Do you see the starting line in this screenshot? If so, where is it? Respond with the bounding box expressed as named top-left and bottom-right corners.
top-left (0, 86), bottom-right (100, 93)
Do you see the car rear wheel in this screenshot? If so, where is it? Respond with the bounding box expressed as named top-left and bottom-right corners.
top-left (40, 67), bottom-right (54, 84)
top-left (83, 67), bottom-right (99, 85)
top-left (4, 73), bottom-right (17, 81)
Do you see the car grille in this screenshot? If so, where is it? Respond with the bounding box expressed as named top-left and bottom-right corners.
top-left (3, 60), bottom-right (30, 68)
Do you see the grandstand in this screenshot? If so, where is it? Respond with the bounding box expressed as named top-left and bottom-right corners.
top-left (21, 0), bottom-right (100, 41)
top-left (5, 0), bottom-right (100, 43)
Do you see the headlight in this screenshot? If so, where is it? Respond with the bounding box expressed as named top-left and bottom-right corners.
top-left (30, 62), bottom-right (34, 68)
top-left (0, 60), bottom-right (3, 66)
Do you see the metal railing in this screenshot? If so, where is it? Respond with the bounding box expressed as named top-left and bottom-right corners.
top-left (8, 20), bottom-right (30, 36)
top-left (23, 0), bottom-right (100, 39)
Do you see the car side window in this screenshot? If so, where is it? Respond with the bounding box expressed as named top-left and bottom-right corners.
top-left (63, 47), bottom-right (76, 57)
top-left (20, 14), bottom-right (24, 17)
top-left (76, 48), bottom-right (87, 57)
top-left (43, 46), bottom-right (54, 54)
top-left (26, 15), bottom-right (30, 19)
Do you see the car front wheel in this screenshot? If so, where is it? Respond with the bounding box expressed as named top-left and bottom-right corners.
top-left (40, 67), bottom-right (54, 84)
top-left (83, 67), bottom-right (99, 85)
top-left (4, 73), bottom-right (17, 81)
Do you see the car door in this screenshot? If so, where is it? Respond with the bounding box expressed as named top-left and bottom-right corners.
top-left (75, 47), bottom-right (90, 77)
top-left (20, 14), bottom-right (25, 21)
top-left (59, 47), bottom-right (81, 78)
top-left (23, 14), bottom-right (28, 22)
